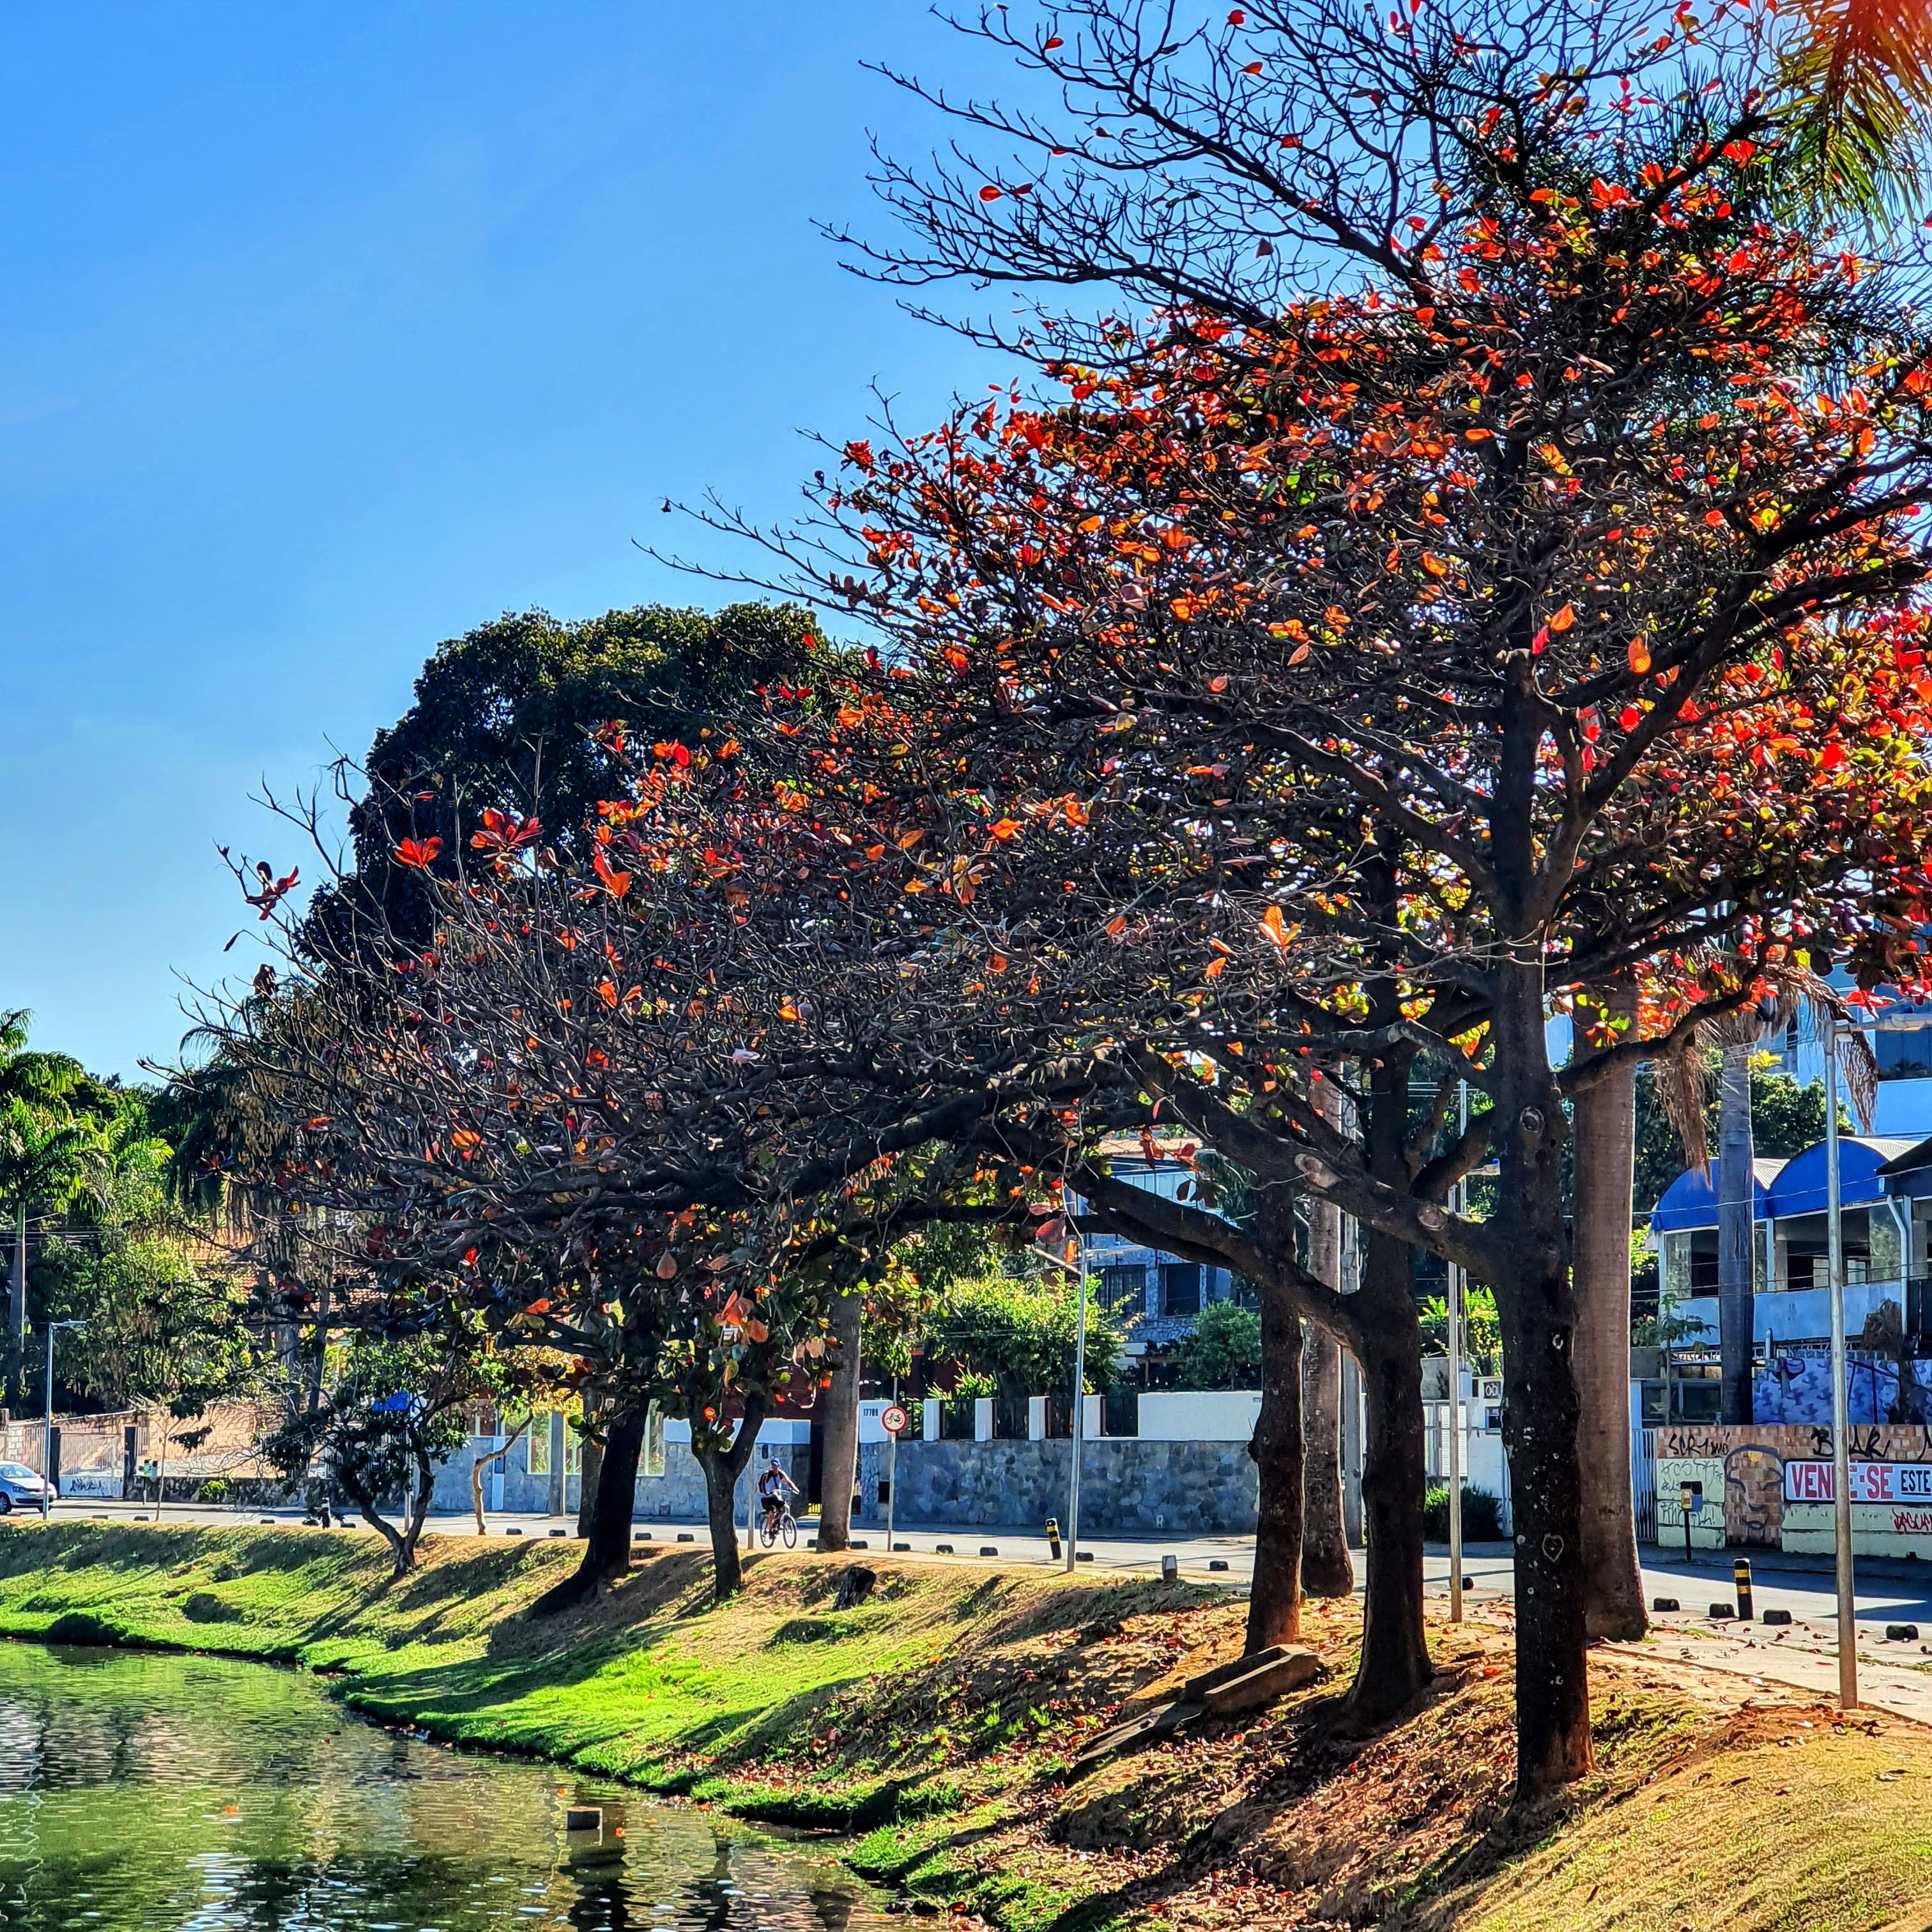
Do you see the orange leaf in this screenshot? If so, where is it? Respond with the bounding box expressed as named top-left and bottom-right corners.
top-left (1104, 914), bottom-right (1128, 939)
top-left (1548, 604), bottom-right (1576, 633)
top-left (1259, 905), bottom-right (1292, 947)
top-left (1627, 637), bottom-right (1652, 675)
top-left (1204, 956), bottom-right (1227, 978)
top-left (597, 980), bottom-right (619, 1008)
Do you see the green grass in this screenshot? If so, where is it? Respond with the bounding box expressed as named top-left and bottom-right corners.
top-left (10, 1519), bottom-right (1932, 1932)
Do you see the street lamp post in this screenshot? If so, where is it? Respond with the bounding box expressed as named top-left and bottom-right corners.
top-left (1032, 1209), bottom-right (1091, 1574)
top-left (1824, 1012), bottom-right (1856, 1710)
top-left (40, 1319), bottom-right (82, 1521)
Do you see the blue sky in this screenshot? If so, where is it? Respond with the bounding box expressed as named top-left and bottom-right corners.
top-left (0, 4), bottom-right (1009, 1079)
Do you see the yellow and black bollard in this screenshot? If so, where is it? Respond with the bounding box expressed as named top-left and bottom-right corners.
top-left (1046, 1517), bottom-right (1062, 1562)
top-left (1733, 1556), bottom-right (1754, 1622)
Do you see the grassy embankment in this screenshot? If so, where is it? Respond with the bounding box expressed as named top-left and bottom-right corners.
top-left (2, 1519), bottom-right (1932, 1932)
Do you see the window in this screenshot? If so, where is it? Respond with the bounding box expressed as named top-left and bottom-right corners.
top-left (641, 1404), bottom-right (665, 1479)
top-left (526, 1414), bottom-right (551, 1477)
top-left (565, 1419), bottom-right (583, 1475)
top-left (1162, 1264), bottom-right (1203, 1316)
top-left (1100, 1265), bottom-right (1147, 1314)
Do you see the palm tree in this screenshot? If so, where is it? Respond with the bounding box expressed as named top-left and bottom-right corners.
top-left (0, 1100), bottom-right (105, 1409)
top-left (0, 1011), bottom-right (88, 1116)
top-left (1782, 0), bottom-right (1932, 219)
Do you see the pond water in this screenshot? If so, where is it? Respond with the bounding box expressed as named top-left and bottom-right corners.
top-left (0, 1643), bottom-right (888, 1932)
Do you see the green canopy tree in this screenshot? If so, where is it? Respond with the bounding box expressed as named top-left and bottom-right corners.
top-left (340, 602), bottom-right (822, 942)
top-left (0, 1101), bottom-right (104, 1409)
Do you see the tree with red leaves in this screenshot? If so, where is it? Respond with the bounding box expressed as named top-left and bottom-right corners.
top-left (652, 0), bottom-right (1932, 1792)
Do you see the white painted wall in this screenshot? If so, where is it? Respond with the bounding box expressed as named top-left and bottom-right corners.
top-left (661, 1417), bottom-right (811, 1445)
top-left (1137, 1390), bottom-right (1262, 1442)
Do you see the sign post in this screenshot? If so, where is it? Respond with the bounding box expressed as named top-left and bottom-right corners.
top-left (880, 1402), bottom-right (908, 1552)
top-left (1680, 1480), bottom-right (1701, 1566)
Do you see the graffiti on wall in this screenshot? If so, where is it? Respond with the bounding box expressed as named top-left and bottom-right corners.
top-left (1650, 1424), bottom-right (1932, 1558)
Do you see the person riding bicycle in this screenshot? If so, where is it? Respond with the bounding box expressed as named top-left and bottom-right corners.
top-left (758, 1457), bottom-right (798, 1538)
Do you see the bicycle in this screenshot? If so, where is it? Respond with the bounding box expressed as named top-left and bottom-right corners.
top-left (758, 1499), bottom-right (798, 1548)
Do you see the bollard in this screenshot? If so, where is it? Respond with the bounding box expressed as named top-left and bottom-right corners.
top-left (1046, 1517), bottom-right (1063, 1563)
top-left (1733, 1556), bottom-right (1754, 1623)
top-left (1161, 1553), bottom-right (1178, 1582)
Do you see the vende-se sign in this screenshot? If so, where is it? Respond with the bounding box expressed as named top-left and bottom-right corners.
top-left (1784, 1460), bottom-right (1932, 1504)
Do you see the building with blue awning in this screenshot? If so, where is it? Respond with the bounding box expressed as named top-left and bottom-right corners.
top-left (1648, 1138), bottom-right (1918, 1354)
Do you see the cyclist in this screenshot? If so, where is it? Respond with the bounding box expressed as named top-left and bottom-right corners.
top-left (758, 1457), bottom-right (799, 1540)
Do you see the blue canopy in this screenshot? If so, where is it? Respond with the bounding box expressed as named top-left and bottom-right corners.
top-left (1650, 1159), bottom-right (1777, 1234)
top-left (1763, 1138), bottom-right (1916, 1220)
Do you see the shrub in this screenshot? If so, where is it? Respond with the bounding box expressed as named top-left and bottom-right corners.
top-left (1174, 1302), bottom-right (1262, 1389)
top-left (1422, 1484), bottom-right (1504, 1542)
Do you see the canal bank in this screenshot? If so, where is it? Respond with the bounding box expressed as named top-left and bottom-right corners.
top-left (3, 1521), bottom-right (1932, 1931)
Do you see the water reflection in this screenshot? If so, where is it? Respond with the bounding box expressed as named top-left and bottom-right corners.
top-left (0, 1644), bottom-right (885, 1932)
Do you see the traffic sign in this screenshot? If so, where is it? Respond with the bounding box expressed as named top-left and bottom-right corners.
top-left (880, 1404), bottom-right (909, 1436)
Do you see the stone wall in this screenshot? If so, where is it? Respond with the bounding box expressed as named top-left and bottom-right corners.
top-left (854, 1437), bottom-right (1258, 1535)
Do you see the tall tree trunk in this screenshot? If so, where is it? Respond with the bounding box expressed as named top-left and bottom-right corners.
top-left (1245, 1182), bottom-right (1305, 1651)
top-left (1572, 985), bottom-right (1647, 1641)
top-left (1492, 959), bottom-right (1594, 1798)
top-left (815, 1287), bottom-right (864, 1552)
top-left (530, 1403), bottom-right (648, 1616)
top-left (1303, 1080), bottom-right (1354, 1597)
top-left (1717, 1041), bottom-right (1756, 1425)
top-left (1301, 1326), bottom-right (1352, 1595)
top-left (693, 1392), bottom-right (769, 1599)
top-left (575, 1402), bottom-right (606, 1539)
top-left (1344, 1228), bottom-right (1434, 1721)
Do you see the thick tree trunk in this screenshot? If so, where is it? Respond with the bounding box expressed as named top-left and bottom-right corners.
top-left (338, 1464), bottom-right (413, 1574)
top-left (1492, 960), bottom-right (1595, 1797)
top-left (1301, 1327), bottom-right (1353, 1595)
top-left (1344, 1229), bottom-right (1434, 1721)
top-left (692, 1393), bottom-right (769, 1600)
top-left (1301, 1167), bottom-right (1353, 1597)
top-left (575, 1402), bottom-right (606, 1539)
top-left (1246, 1183), bottom-right (1305, 1650)
top-left (529, 1404), bottom-right (648, 1615)
top-left (1572, 986), bottom-right (1647, 1641)
top-left (815, 1288), bottom-right (864, 1552)
top-left (1717, 1041), bottom-right (1756, 1425)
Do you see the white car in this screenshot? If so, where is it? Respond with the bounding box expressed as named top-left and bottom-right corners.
top-left (0, 1464), bottom-right (52, 1514)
